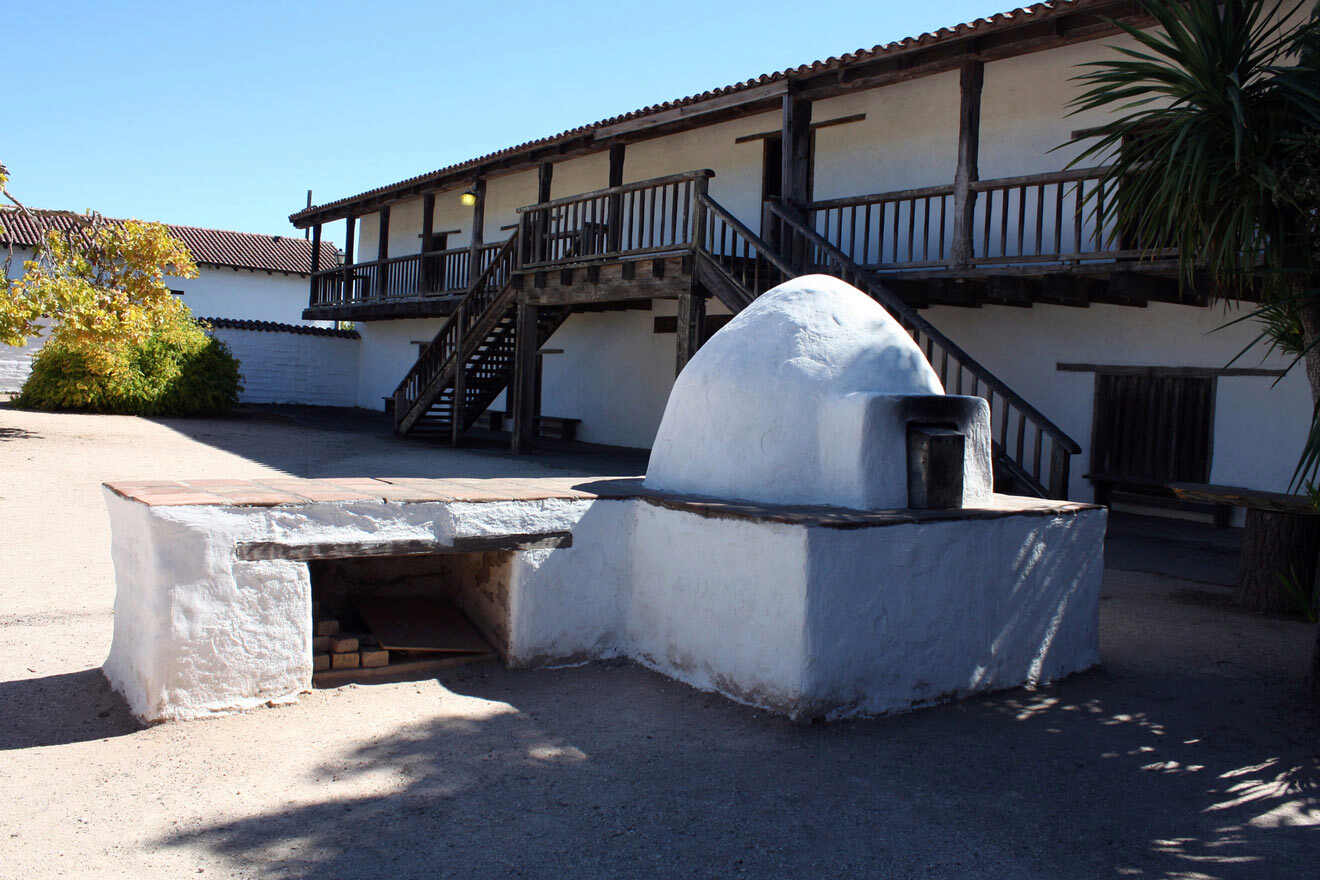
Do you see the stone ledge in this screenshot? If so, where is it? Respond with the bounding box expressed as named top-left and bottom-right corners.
top-left (103, 475), bottom-right (1096, 529)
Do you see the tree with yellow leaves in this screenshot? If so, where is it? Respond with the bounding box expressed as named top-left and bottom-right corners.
top-left (1, 163), bottom-right (241, 415)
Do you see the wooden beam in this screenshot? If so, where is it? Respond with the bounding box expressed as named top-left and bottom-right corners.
top-left (341, 216), bottom-right (356, 300)
top-left (607, 144), bottom-right (625, 252)
top-left (951, 60), bottom-right (984, 267)
top-left (734, 113), bottom-right (866, 144)
top-left (538, 162), bottom-right (554, 203)
top-left (675, 283), bottom-right (707, 375)
top-left (593, 80), bottom-right (788, 138)
top-left (511, 302), bottom-right (539, 454)
top-left (310, 224), bottom-right (322, 273)
top-left (376, 206), bottom-right (391, 298)
top-left (235, 531), bottom-right (573, 561)
top-left (468, 177), bottom-right (486, 286)
top-left (781, 93), bottom-right (813, 210)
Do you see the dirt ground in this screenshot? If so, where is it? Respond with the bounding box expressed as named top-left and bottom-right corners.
top-left (0, 405), bottom-right (1316, 879)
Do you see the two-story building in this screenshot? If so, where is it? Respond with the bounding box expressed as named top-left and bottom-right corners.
top-left (289, 0), bottom-right (1309, 509)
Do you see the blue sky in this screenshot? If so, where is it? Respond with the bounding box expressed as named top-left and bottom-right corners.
top-left (5, 0), bottom-right (1000, 236)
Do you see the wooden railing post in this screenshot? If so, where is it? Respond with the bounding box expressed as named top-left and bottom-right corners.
top-left (951, 60), bottom-right (984, 268)
top-left (1049, 444), bottom-right (1072, 500)
top-left (692, 175), bottom-right (709, 254)
top-left (342, 216), bottom-right (356, 304)
top-left (308, 223), bottom-right (322, 305)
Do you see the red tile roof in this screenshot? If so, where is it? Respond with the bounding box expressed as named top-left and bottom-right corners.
top-left (1, 208), bottom-right (340, 276)
top-left (290, 0), bottom-right (1127, 225)
top-left (201, 316), bottom-right (359, 339)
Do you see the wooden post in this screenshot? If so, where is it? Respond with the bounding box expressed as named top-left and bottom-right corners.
top-left (511, 301), bottom-right (540, 454)
top-left (342, 216), bottom-right (356, 303)
top-left (376, 206), bottom-right (390, 299)
top-left (532, 162), bottom-right (553, 265)
top-left (952, 60), bottom-right (984, 268)
top-left (606, 144), bottom-right (625, 253)
top-left (420, 193), bottom-right (435, 292)
top-left (1048, 443), bottom-right (1071, 500)
top-left (451, 302), bottom-right (467, 446)
top-left (676, 283), bottom-right (707, 375)
top-left (468, 177), bottom-right (486, 287)
top-left (781, 92), bottom-right (812, 271)
top-left (309, 223), bottom-right (322, 304)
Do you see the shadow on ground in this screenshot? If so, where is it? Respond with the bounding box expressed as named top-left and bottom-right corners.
top-left (148, 405), bottom-right (649, 480)
top-left (159, 661), bottom-right (1318, 879)
top-left (0, 667), bottom-right (140, 749)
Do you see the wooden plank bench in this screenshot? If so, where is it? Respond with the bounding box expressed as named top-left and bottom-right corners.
top-left (1088, 473), bottom-right (1233, 528)
top-left (473, 410), bottom-right (581, 442)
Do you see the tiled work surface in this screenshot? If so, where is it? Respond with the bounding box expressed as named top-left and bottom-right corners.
top-left (104, 476), bottom-right (1097, 529)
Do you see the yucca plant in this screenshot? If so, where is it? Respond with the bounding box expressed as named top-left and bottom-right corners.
top-left (1067, 0), bottom-right (1320, 485)
top-left (1065, 0), bottom-right (1320, 700)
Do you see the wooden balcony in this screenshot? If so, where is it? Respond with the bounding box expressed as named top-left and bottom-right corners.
top-left (307, 166), bottom-right (1190, 322)
top-left (804, 166), bottom-right (1189, 309)
top-left (304, 243), bottom-right (504, 321)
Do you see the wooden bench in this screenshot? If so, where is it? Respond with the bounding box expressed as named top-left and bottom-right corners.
top-left (1088, 473), bottom-right (1233, 528)
top-left (473, 410), bottom-right (581, 442)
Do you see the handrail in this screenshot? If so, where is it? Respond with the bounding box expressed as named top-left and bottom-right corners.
top-left (698, 194), bottom-right (795, 278)
top-left (514, 170), bottom-right (715, 214)
top-left (392, 233), bottom-right (521, 433)
top-left (765, 200), bottom-right (1079, 498)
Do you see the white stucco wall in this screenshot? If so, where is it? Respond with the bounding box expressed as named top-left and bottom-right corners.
top-left (210, 327), bottom-right (360, 408)
top-left (354, 317), bottom-right (452, 410)
top-left (169, 265), bottom-right (315, 326)
top-left (3, 247), bottom-right (322, 392)
top-left (104, 487), bottom-right (1103, 723)
top-left (922, 300), bottom-right (1311, 499)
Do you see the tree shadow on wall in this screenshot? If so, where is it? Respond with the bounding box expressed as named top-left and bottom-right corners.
top-left (157, 658), bottom-right (1319, 879)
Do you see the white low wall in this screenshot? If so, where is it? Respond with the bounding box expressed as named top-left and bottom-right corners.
top-left (209, 325), bottom-right (360, 408)
top-left (0, 331), bottom-right (44, 393)
top-left (104, 486), bottom-right (1103, 723)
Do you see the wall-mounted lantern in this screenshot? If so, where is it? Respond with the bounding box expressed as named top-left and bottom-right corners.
top-left (460, 188), bottom-right (479, 207)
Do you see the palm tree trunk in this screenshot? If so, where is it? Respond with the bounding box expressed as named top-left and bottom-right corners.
top-left (1300, 299), bottom-right (1320, 704)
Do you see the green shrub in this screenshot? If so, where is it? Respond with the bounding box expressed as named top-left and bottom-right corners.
top-left (17, 317), bottom-right (242, 416)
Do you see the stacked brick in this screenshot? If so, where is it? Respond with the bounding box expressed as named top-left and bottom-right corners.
top-left (312, 612), bottom-right (389, 673)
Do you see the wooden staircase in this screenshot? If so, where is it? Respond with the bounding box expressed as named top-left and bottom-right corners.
top-left (392, 232), bottom-right (568, 442)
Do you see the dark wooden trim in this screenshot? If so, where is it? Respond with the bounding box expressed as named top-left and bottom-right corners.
top-left (511, 302), bottom-right (539, 454)
top-left (309, 224), bottom-right (322, 274)
top-left (951, 60), bottom-right (983, 267)
top-left (1057, 363), bottom-right (1286, 378)
top-left (234, 531), bottom-right (573, 561)
top-left (537, 161), bottom-right (554, 203)
top-left (468, 177), bottom-right (486, 276)
top-left (420, 194), bottom-right (435, 252)
top-left (606, 144), bottom-right (626, 253)
top-left (675, 283), bottom-right (706, 375)
top-left (734, 113), bottom-right (866, 144)
top-left (594, 80), bottom-right (788, 138)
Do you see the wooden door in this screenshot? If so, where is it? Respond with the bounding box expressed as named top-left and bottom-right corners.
top-left (1089, 372), bottom-right (1215, 482)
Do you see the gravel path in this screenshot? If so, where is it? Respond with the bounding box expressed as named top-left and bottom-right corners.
top-left (0, 406), bottom-right (1315, 879)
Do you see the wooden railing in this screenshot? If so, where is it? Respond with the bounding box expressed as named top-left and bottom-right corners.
top-left (765, 200), bottom-right (1080, 498)
top-left (695, 193), bottom-right (795, 306)
top-left (517, 170), bottom-right (714, 268)
top-left (806, 166), bottom-right (1172, 272)
top-left (309, 243), bottom-right (504, 308)
top-left (392, 233), bottom-right (521, 433)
